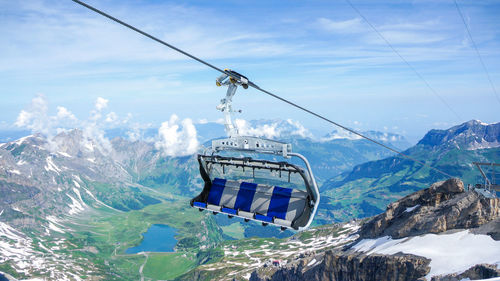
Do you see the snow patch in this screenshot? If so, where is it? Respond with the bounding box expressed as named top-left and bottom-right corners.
top-left (352, 230), bottom-right (500, 279)
top-left (73, 188), bottom-right (86, 208)
top-left (16, 159), bottom-right (27, 166)
top-left (48, 222), bottom-right (65, 233)
top-left (9, 169), bottom-right (21, 175)
top-left (14, 135), bottom-right (33, 146)
top-left (404, 204), bottom-right (420, 213)
top-left (67, 193), bottom-right (85, 215)
top-left (44, 156), bottom-right (61, 174)
top-left (73, 180), bottom-right (80, 188)
top-left (57, 151), bottom-right (72, 158)
top-left (307, 258), bottom-right (317, 267)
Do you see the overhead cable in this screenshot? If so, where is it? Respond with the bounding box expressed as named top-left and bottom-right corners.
top-left (345, 0), bottom-right (463, 120)
top-left (453, 0), bottom-right (500, 105)
top-left (71, 0), bottom-right (455, 179)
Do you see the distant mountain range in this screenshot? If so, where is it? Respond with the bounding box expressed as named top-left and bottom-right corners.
top-left (1, 119), bottom-right (498, 280)
top-left (319, 120), bottom-right (500, 223)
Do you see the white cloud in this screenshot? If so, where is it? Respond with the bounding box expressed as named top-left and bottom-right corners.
top-left (14, 95), bottom-right (115, 154)
top-left (286, 119), bottom-right (311, 138)
top-left (56, 106), bottom-right (77, 121)
top-left (14, 95), bottom-right (76, 150)
top-left (81, 97), bottom-right (113, 153)
top-left (235, 119), bottom-right (280, 139)
top-left (95, 97), bottom-right (108, 111)
top-left (155, 114), bottom-right (199, 157)
top-left (316, 17), bottom-right (364, 33)
top-left (321, 129), bottom-right (362, 142)
top-left (234, 119), bottom-right (311, 139)
top-left (105, 112), bottom-right (118, 123)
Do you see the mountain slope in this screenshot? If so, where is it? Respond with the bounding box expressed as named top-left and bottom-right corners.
top-left (249, 179), bottom-right (500, 281)
top-left (319, 120), bottom-right (500, 222)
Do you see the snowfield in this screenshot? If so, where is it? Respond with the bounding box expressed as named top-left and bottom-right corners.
top-left (201, 222), bottom-right (360, 280)
top-left (352, 230), bottom-right (500, 280)
top-left (0, 219), bottom-right (93, 280)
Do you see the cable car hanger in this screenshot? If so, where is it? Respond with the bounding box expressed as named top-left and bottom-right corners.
top-left (192, 71), bottom-right (320, 230)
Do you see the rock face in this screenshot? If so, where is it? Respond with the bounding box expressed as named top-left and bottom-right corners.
top-left (250, 251), bottom-right (430, 281)
top-left (359, 178), bottom-right (499, 239)
top-left (250, 178), bottom-right (500, 281)
top-left (431, 264), bottom-right (500, 281)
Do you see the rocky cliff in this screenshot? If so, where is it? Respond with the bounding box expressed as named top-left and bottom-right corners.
top-left (250, 179), bottom-right (500, 281)
top-left (360, 178), bottom-right (499, 239)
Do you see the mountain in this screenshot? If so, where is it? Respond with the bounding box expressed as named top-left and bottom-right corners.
top-left (2, 120), bottom-right (495, 280)
top-left (418, 120), bottom-right (500, 150)
top-left (0, 130), bottom-right (224, 280)
top-left (248, 178), bottom-right (500, 281)
top-left (319, 120), bottom-right (500, 222)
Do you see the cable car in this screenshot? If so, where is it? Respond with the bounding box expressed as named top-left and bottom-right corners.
top-left (190, 70), bottom-right (320, 231)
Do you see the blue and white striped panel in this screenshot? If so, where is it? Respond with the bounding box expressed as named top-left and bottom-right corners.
top-left (285, 189), bottom-right (307, 221)
top-left (207, 178), bottom-right (308, 223)
top-left (218, 180), bottom-right (241, 208)
top-left (250, 184), bottom-right (273, 215)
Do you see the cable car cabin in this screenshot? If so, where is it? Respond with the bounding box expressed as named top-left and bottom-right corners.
top-left (190, 136), bottom-right (320, 231)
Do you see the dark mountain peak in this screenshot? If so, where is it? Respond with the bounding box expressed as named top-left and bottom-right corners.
top-left (417, 120), bottom-right (500, 150)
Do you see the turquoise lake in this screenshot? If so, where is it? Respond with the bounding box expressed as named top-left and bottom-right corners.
top-left (125, 224), bottom-right (178, 254)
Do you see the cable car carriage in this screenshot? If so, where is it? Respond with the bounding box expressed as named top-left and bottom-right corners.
top-left (191, 70), bottom-right (320, 231)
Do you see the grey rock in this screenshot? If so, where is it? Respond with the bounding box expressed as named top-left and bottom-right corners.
top-left (359, 178), bottom-right (499, 239)
top-left (431, 263), bottom-right (500, 281)
top-left (250, 250), bottom-right (430, 281)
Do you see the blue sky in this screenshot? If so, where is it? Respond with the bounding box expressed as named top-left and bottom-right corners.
top-left (1, 0), bottom-right (499, 142)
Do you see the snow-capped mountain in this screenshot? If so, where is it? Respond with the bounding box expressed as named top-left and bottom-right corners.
top-left (418, 120), bottom-right (500, 150)
top-left (320, 120), bottom-right (500, 222)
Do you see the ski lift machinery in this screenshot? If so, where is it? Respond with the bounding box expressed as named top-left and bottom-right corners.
top-left (190, 70), bottom-right (320, 231)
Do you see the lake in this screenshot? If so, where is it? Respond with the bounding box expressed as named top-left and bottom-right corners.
top-left (125, 224), bottom-right (178, 254)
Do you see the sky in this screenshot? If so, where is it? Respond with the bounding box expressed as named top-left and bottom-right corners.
top-left (1, 0), bottom-right (500, 143)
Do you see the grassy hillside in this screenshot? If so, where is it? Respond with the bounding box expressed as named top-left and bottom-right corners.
top-left (318, 146), bottom-right (499, 223)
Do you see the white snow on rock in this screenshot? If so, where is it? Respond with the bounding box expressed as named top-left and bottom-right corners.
top-left (404, 204), bottom-right (420, 213)
top-left (57, 151), bottom-right (72, 158)
top-left (73, 180), bottom-right (80, 188)
top-left (352, 230), bottom-right (500, 280)
top-left (67, 193), bottom-right (85, 215)
top-left (1, 220), bottom-right (92, 278)
top-left (17, 159), bottom-right (27, 166)
top-left (73, 188), bottom-right (86, 208)
top-left (9, 169), bottom-right (21, 175)
top-left (48, 222), bottom-right (65, 234)
top-left (44, 156), bottom-right (61, 174)
top-left (84, 141), bottom-right (94, 152)
top-left (46, 216), bottom-right (65, 234)
top-left (14, 135), bottom-right (32, 146)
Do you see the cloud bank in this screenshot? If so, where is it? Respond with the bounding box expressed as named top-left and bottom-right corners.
top-left (155, 114), bottom-right (199, 157)
top-left (234, 119), bottom-right (311, 139)
top-left (15, 95), bottom-right (201, 157)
